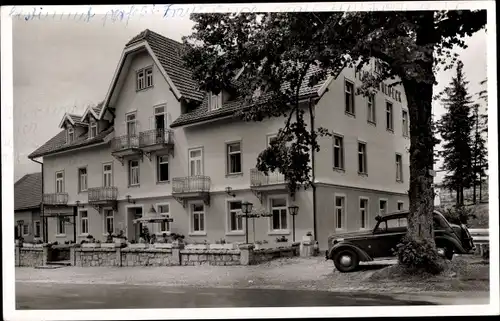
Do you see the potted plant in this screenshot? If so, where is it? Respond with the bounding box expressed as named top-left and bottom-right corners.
top-left (112, 230), bottom-right (127, 246)
top-left (302, 231), bottom-right (314, 243)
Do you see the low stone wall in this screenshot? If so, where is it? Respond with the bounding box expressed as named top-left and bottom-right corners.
top-left (49, 245), bottom-right (71, 261)
top-left (121, 248), bottom-right (175, 267)
top-left (74, 248), bottom-right (119, 267)
top-left (252, 244), bottom-right (300, 265)
top-left (180, 249), bottom-right (240, 266)
top-left (16, 247), bottom-right (45, 267)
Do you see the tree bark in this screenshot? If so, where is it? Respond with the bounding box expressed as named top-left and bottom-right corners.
top-left (403, 12), bottom-right (436, 245)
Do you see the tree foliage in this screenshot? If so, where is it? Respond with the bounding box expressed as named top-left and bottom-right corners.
top-left (182, 11), bottom-right (486, 269)
top-left (436, 61), bottom-right (476, 205)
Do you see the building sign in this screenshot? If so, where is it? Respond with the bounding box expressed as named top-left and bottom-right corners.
top-left (355, 63), bottom-right (403, 103)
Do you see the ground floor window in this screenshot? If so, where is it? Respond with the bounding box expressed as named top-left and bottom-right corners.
top-left (228, 201), bottom-right (243, 232)
top-left (359, 198), bottom-right (368, 229)
top-left (80, 211), bottom-right (89, 234)
top-left (104, 209), bottom-right (114, 234)
top-left (270, 197), bottom-right (288, 231)
top-left (34, 221), bottom-right (41, 237)
top-left (379, 199), bottom-right (388, 216)
top-left (397, 201), bottom-right (404, 211)
top-left (57, 216), bottom-right (66, 234)
top-left (22, 224), bottom-right (29, 235)
top-left (157, 204), bottom-right (170, 233)
top-left (335, 195), bottom-right (346, 229)
top-left (191, 204), bottom-right (205, 232)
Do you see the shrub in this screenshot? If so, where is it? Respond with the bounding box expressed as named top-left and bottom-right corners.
top-left (394, 236), bottom-right (446, 275)
top-left (442, 205), bottom-right (476, 225)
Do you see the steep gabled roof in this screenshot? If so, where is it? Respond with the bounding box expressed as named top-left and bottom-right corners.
top-left (28, 126), bottom-right (114, 159)
top-left (15, 172), bottom-right (42, 211)
top-left (81, 102), bottom-right (104, 122)
top-left (58, 112), bottom-right (88, 129)
top-left (171, 65), bottom-right (328, 128)
top-left (125, 29), bottom-right (205, 102)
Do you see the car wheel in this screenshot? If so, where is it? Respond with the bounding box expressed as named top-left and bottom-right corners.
top-left (333, 249), bottom-right (359, 272)
top-left (437, 244), bottom-right (454, 260)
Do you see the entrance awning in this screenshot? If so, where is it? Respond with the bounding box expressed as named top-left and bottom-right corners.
top-left (133, 215), bottom-right (174, 224)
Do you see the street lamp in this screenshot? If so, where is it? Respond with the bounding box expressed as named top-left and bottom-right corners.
top-left (241, 201), bottom-right (253, 244)
top-left (288, 205), bottom-right (299, 242)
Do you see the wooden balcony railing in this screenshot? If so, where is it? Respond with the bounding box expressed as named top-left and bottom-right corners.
top-left (43, 193), bottom-right (69, 205)
top-left (110, 134), bottom-right (140, 152)
top-left (88, 187), bottom-right (118, 203)
top-left (250, 168), bottom-right (287, 187)
top-left (139, 128), bottom-right (174, 147)
top-left (172, 176), bottom-right (211, 194)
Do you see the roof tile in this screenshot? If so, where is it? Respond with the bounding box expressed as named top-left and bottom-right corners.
top-left (15, 172), bottom-right (42, 211)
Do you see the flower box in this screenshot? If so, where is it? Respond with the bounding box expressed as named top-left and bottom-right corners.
top-left (186, 244), bottom-right (209, 250)
top-left (101, 243), bottom-right (117, 249)
top-left (128, 243), bottom-right (148, 249)
top-left (154, 243), bottom-right (173, 249)
top-left (82, 243), bottom-right (101, 248)
top-left (209, 244), bottom-right (236, 250)
top-left (22, 243), bottom-right (34, 248)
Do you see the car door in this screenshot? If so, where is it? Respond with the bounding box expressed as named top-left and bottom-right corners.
top-left (370, 217), bottom-right (407, 258)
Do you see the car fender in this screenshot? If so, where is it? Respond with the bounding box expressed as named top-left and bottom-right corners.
top-left (328, 242), bottom-right (372, 262)
top-left (435, 235), bottom-right (466, 253)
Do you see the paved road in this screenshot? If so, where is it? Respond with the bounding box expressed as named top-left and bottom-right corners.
top-left (16, 282), bottom-right (435, 309)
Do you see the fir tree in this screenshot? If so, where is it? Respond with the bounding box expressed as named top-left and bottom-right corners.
top-left (436, 61), bottom-right (476, 206)
top-left (471, 84), bottom-right (488, 203)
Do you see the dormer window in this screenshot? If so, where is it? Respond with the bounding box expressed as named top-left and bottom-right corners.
top-left (137, 66), bottom-right (153, 91)
top-left (89, 122), bottom-right (98, 139)
top-left (208, 92), bottom-right (222, 111)
top-left (67, 127), bottom-right (74, 144)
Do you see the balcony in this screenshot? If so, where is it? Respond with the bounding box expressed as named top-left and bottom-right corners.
top-left (139, 128), bottom-right (174, 159)
top-left (110, 134), bottom-right (142, 164)
top-left (250, 169), bottom-right (288, 203)
top-left (43, 193), bottom-right (69, 206)
top-left (172, 176), bottom-right (211, 207)
top-left (88, 187), bottom-right (118, 211)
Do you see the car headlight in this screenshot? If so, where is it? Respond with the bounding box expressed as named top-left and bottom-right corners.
top-left (333, 238), bottom-right (344, 245)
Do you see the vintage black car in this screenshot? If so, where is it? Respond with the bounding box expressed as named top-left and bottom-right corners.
top-left (326, 210), bottom-right (476, 272)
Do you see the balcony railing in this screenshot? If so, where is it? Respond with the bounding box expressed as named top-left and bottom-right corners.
top-left (88, 187), bottom-right (118, 203)
top-left (250, 168), bottom-right (287, 187)
top-left (139, 128), bottom-right (174, 147)
top-left (43, 193), bottom-right (69, 205)
top-left (172, 176), bottom-right (211, 194)
top-left (111, 134), bottom-right (140, 152)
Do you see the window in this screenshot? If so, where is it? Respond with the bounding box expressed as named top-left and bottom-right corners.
top-left (104, 209), bottom-right (114, 234)
top-left (78, 167), bottom-right (87, 192)
top-left (23, 224), bottom-right (29, 235)
top-left (344, 80), bottom-right (355, 115)
top-left (80, 210), bottom-right (89, 234)
top-left (57, 216), bottom-right (66, 235)
top-left (396, 154), bottom-right (403, 182)
top-left (386, 102), bottom-right (393, 131)
top-left (103, 163), bottom-right (113, 187)
top-left (137, 66), bottom-right (153, 90)
top-left (189, 148), bottom-right (203, 176)
top-left (145, 67), bottom-right (153, 88)
top-left (402, 110), bottom-right (409, 136)
top-left (126, 113), bottom-right (137, 137)
top-left (335, 195), bottom-right (346, 229)
top-left (154, 105), bottom-right (167, 136)
top-left (158, 204), bottom-right (170, 233)
top-left (397, 201), bottom-right (404, 211)
top-left (67, 127), bottom-right (74, 143)
top-left (270, 197), bottom-right (288, 231)
top-left (55, 171), bottom-right (64, 193)
top-left (89, 122), bottom-right (98, 138)
top-left (387, 217), bottom-right (408, 228)
top-left (129, 160), bottom-right (140, 186)
top-left (358, 142), bottom-right (367, 174)
top-left (208, 92), bottom-right (222, 111)
top-left (157, 155), bottom-right (169, 182)
top-left (228, 201), bottom-right (243, 232)
top-left (379, 200), bottom-right (388, 216)
top-left (360, 198), bottom-right (368, 229)
top-left (367, 95), bottom-right (376, 123)
top-left (333, 135), bottom-right (344, 170)
top-left (34, 221), bottom-right (41, 238)
top-left (191, 204), bottom-right (205, 233)
top-left (227, 142), bottom-right (242, 174)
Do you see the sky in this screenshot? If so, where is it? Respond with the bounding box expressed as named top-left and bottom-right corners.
top-left (12, 13), bottom-right (488, 183)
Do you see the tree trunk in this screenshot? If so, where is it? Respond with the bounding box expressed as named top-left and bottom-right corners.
top-left (403, 12), bottom-right (435, 245)
top-left (404, 78), bottom-right (435, 244)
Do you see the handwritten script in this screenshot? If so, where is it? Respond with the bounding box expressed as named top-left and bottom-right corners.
top-left (9, 3), bottom-right (473, 26)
